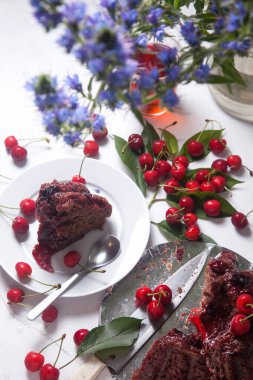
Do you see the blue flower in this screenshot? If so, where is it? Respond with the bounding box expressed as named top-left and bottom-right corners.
top-left (92, 114), bottom-right (106, 131)
top-left (162, 89), bottom-right (179, 108)
top-left (122, 9), bottom-right (138, 28)
top-left (57, 107), bottom-right (71, 123)
top-left (194, 64), bottom-right (210, 82)
top-left (58, 29), bottom-right (76, 52)
top-left (99, 89), bottom-right (121, 109)
top-left (43, 111), bottom-right (60, 136)
top-left (181, 21), bottom-right (200, 46)
top-left (227, 13), bottom-right (241, 32)
top-left (158, 47), bottom-right (178, 65)
top-left (65, 74), bottom-right (83, 92)
top-left (71, 106), bottom-right (90, 124)
top-left (147, 8), bottom-right (163, 24)
top-left (138, 68), bottom-right (159, 90)
top-left (61, 3), bottom-right (86, 24)
top-left (151, 26), bottom-right (166, 42)
top-left (88, 58), bottom-right (106, 75)
top-left (166, 65), bottom-right (181, 82)
top-left (63, 131), bottom-right (82, 146)
top-left (135, 33), bottom-right (148, 48)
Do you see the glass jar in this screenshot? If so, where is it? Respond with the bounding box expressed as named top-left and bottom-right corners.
top-left (209, 48), bottom-right (253, 122)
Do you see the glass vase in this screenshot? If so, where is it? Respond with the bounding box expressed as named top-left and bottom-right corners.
top-left (209, 48), bottom-right (253, 122)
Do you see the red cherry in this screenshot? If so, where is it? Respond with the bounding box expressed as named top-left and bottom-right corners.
top-left (236, 294), bottom-right (253, 315)
top-left (25, 351), bottom-right (45, 372)
top-left (41, 305), bottom-right (58, 323)
top-left (143, 170), bottom-right (159, 186)
top-left (83, 140), bottom-right (99, 156)
top-left (231, 314), bottom-right (251, 337)
top-left (209, 138), bottom-right (226, 154)
top-left (12, 216), bottom-right (29, 234)
top-left (227, 155), bottom-right (242, 170)
top-left (211, 159), bottom-right (228, 173)
top-left (187, 140), bottom-right (204, 158)
top-left (188, 308), bottom-right (207, 340)
top-left (11, 145), bottom-right (27, 162)
top-left (73, 329), bottom-right (89, 346)
top-left (20, 198), bottom-right (36, 216)
top-left (92, 126), bottom-right (108, 140)
top-left (173, 155), bottom-right (189, 168)
top-left (185, 224), bottom-right (200, 240)
top-left (135, 286), bottom-right (153, 304)
top-left (128, 134), bottom-right (143, 152)
top-left (7, 288), bottom-right (25, 303)
top-left (203, 199), bottom-right (221, 217)
top-left (179, 196), bottom-right (194, 213)
top-left (154, 160), bottom-right (171, 177)
top-left (64, 250), bottom-right (81, 268)
top-left (231, 212), bottom-right (248, 230)
top-left (152, 140), bottom-right (167, 157)
top-left (153, 284), bottom-right (172, 306)
top-left (139, 153), bottom-right (154, 170)
top-left (211, 176), bottom-right (227, 193)
top-left (72, 175), bottom-right (86, 184)
top-left (200, 181), bottom-right (215, 193)
top-left (163, 179), bottom-right (180, 194)
top-left (183, 213), bottom-right (198, 226)
top-left (185, 180), bottom-right (200, 193)
top-left (147, 300), bottom-right (165, 320)
top-left (5, 135), bottom-right (18, 152)
top-left (165, 207), bottom-right (181, 224)
top-left (15, 262), bottom-right (32, 279)
top-left (40, 363), bottom-right (59, 380)
top-left (171, 163), bottom-right (186, 181)
top-left (194, 169), bottom-right (210, 184)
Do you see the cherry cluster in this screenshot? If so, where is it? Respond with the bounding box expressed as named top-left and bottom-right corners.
top-left (0, 197), bottom-right (35, 235)
top-left (125, 129), bottom-right (251, 236)
top-left (231, 293), bottom-right (253, 337)
top-left (135, 284), bottom-right (172, 320)
top-left (4, 135), bottom-right (50, 163)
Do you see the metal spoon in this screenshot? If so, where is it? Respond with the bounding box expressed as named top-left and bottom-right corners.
top-left (27, 235), bottom-right (120, 321)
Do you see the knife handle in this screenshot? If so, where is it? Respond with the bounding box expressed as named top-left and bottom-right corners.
top-left (70, 355), bottom-right (106, 380)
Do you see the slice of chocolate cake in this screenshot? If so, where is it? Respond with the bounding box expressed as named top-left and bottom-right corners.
top-left (34, 180), bottom-right (112, 262)
top-left (132, 251), bottom-right (253, 380)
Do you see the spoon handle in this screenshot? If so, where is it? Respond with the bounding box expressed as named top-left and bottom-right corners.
top-left (27, 271), bottom-right (83, 321)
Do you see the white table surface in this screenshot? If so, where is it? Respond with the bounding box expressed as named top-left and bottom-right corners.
top-left (0, 1), bottom-right (253, 379)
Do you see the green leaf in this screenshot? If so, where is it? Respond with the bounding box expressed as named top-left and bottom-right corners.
top-left (141, 122), bottom-right (159, 154)
top-left (184, 168), bottom-right (243, 189)
top-left (179, 129), bottom-right (223, 162)
top-left (87, 76), bottom-right (94, 94)
top-left (153, 220), bottom-right (216, 244)
top-left (114, 135), bottom-right (147, 196)
top-left (173, 0), bottom-right (181, 9)
top-left (221, 59), bottom-right (245, 86)
top-left (162, 129), bottom-right (178, 156)
top-left (207, 74), bottom-right (235, 84)
top-left (78, 317), bottom-right (142, 357)
top-left (167, 192), bottom-right (237, 218)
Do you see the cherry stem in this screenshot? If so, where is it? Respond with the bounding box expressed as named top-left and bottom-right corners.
top-left (7, 301), bottom-right (32, 308)
top-left (40, 334), bottom-right (66, 355)
top-left (77, 263), bottom-right (106, 273)
top-left (0, 209), bottom-right (13, 220)
top-left (241, 312), bottom-right (253, 322)
top-left (243, 165), bottom-right (253, 176)
top-left (205, 119), bottom-right (223, 131)
top-left (0, 204), bottom-right (19, 210)
top-left (59, 355), bottom-right (78, 370)
top-left (224, 186), bottom-right (232, 197)
top-left (54, 334), bottom-right (66, 367)
top-left (0, 174), bottom-right (12, 180)
top-left (28, 275), bottom-right (61, 288)
top-left (24, 286), bottom-right (58, 298)
top-left (78, 157), bottom-right (86, 177)
top-left (197, 120), bottom-right (209, 142)
top-left (24, 137), bottom-right (50, 147)
top-left (121, 138), bottom-right (135, 154)
top-left (245, 210), bottom-right (253, 218)
top-left (148, 187), bottom-right (160, 208)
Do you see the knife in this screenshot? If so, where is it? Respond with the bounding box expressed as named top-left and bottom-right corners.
top-left (70, 246), bottom-right (211, 380)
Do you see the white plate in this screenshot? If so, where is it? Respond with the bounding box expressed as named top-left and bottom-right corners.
top-left (0, 157), bottom-right (150, 297)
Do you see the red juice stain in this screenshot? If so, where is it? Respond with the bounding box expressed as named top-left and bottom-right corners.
top-left (32, 244), bottom-right (55, 272)
top-left (175, 247), bottom-right (184, 262)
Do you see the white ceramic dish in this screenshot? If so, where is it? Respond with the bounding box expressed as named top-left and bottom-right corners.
top-left (0, 157), bottom-right (150, 297)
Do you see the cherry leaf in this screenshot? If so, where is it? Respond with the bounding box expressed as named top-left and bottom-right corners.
top-left (184, 168), bottom-right (243, 189)
top-left (141, 121), bottom-right (160, 154)
top-left (162, 129), bottom-right (178, 156)
top-left (179, 129), bottom-right (224, 162)
top-left (77, 317), bottom-right (142, 357)
top-left (152, 220), bottom-right (217, 244)
top-left (114, 135), bottom-right (147, 196)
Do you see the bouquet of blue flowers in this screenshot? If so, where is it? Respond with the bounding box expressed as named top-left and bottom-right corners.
top-left (28, 0), bottom-right (253, 145)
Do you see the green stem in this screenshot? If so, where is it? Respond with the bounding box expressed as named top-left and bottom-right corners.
top-left (0, 209), bottom-right (13, 220)
top-left (0, 174), bottom-right (12, 180)
top-left (148, 187), bottom-right (160, 208)
top-left (28, 276), bottom-right (61, 288)
top-left (40, 334), bottom-right (66, 354)
top-left (54, 334), bottom-right (66, 367)
top-left (59, 355), bottom-right (78, 370)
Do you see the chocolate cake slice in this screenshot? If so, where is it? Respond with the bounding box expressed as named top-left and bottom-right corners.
top-left (35, 180), bottom-right (112, 253)
top-left (132, 251), bottom-right (253, 380)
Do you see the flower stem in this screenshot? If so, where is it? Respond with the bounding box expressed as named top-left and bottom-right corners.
top-left (148, 188), bottom-right (160, 208)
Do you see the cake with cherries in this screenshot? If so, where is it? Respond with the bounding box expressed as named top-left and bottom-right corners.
top-left (35, 180), bottom-right (112, 252)
top-left (132, 251), bottom-right (253, 380)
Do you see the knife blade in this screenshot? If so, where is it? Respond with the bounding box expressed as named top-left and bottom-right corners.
top-left (70, 246), bottom-right (211, 380)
